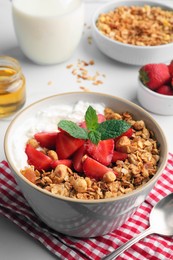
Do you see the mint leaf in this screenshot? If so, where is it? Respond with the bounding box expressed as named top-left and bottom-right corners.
top-left (58, 120), bottom-right (88, 139)
top-left (97, 120), bottom-right (131, 140)
top-left (85, 106), bottom-right (98, 131)
top-left (88, 130), bottom-right (101, 144)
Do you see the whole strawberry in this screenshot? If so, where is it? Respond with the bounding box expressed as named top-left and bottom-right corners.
top-left (156, 85), bottom-right (173, 96)
top-left (168, 60), bottom-right (173, 77)
top-left (139, 63), bottom-right (170, 90)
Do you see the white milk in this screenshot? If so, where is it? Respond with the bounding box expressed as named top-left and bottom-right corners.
top-left (12, 0), bottom-right (84, 64)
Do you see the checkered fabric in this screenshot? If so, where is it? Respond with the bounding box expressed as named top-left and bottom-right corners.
top-left (0, 153), bottom-right (173, 260)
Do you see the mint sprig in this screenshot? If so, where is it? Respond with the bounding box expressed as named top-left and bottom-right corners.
top-left (97, 120), bottom-right (130, 140)
top-left (58, 106), bottom-right (131, 144)
top-left (85, 105), bottom-right (98, 131)
top-left (58, 120), bottom-right (88, 139)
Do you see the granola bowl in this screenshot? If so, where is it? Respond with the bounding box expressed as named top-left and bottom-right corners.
top-left (92, 0), bottom-right (173, 65)
top-left (4, 92), bottom-right (168, 237)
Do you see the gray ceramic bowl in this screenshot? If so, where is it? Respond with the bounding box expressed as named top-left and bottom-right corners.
top-left (92, 0), bottom-right (173, 65)
top-left (4, 92), bottom-right (168, 237)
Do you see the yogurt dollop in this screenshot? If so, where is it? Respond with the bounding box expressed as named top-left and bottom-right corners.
top-left (12, 101), bottom-right (105, 169)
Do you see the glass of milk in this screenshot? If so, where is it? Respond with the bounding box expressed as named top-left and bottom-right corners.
top-left (12, 0), bottom-right (84, 65)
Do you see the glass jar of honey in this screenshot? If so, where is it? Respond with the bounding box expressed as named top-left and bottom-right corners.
top-left (0, 56), bottom-right (26, 118)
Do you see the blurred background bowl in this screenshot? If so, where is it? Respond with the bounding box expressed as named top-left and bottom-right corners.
top-left (92, 0), bottom-right (173, 65)
top-left (137, 78), bottom-right (173, 115)
top-left (4, 92), bottom-right (168, 237)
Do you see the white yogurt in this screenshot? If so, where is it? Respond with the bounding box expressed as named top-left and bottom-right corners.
top-left (12, 0), bottom-right (84, 64)
top-left (12, 101), bottom-right (105, 169)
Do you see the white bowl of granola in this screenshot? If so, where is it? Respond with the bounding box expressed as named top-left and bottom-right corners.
top-left (92, 0), bottom-right (173, 65)
top-left (4, 92), bottom-right (168, 237)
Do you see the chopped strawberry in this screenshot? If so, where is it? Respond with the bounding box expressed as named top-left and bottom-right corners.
top-left (79, 114), bottom-right (106, 128)
top-left (139, 63), bottom-right (171, 90)
top-left (168, 60), bottom-right (173, 76)
top-left (25, 144), bottom-right (52, 171)
top-left (34, 132), bottom-right (57, 150)
top-left (156, 85), bottom-right (173, 96)
top-left (114, 128), bottom-right (133, 143)
top-left (72, 144), bottom-right (86, 172)
top-left (82, 156), bottom-right (114, 180)
top-left (50, 159), bottom-right (73, 169)
top-left (112, 150), bottom-right (128, 162)
top-left (86, 139), bottom-right (114, 166)
top-left (56, 132), bottom-right (85, 159)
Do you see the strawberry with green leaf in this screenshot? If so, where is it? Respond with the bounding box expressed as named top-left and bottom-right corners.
top-left (139, 63), bottom-right (170, 90)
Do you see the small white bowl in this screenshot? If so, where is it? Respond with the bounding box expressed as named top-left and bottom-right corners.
top-left (137, 78), bottom-right (173, 115)
top-left (92, 0), bottom-right (173, 65)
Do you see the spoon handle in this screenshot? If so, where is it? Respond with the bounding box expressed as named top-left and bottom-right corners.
top-left (102, 227), bottom-right (154, 260)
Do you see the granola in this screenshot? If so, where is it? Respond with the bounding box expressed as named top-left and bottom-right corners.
top-left (21, 108), bottom-right (160, 200)
top-left (96, 5), bottom-right (173, 46)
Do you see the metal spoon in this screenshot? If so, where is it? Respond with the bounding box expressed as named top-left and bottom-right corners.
top-left (102, 193), bottom-right (173, 260)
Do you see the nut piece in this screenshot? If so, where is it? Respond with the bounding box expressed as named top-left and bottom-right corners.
top-left (27, 138), bottom-right (39, 148)
top-left (47, 150), bottom-right (58, 160)
top-left (73, 177), bottom-right (87, 193)
top-left (54, 165), bottom-right (71, 183)
top-left (103, 171), bottom-right (116, 183)
top-left (116, 136), bottom-right (131, 153)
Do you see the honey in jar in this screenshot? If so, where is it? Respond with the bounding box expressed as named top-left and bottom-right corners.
top-left (0, 56), bottom-right (26, 118)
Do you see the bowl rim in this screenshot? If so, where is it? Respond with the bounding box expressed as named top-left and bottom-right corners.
top-left (4, 91), bottom-right (168, 204)
top-left (138, 77), bottom-right (173, 99)
top-left (92, 0), bottom-right (173, 49)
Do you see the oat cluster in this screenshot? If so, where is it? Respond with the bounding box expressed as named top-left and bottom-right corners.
top-left (66, 59), bottom-right (105, 89)
top-left (21, 108), bottom-right (160, 200)
top-left (96, 5), bottom-right (173, 46)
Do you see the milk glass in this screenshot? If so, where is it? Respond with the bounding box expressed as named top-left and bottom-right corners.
top-left (12, 0), bottom-right (84, 65)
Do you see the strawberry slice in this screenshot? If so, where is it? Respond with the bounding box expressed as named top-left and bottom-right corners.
top-left (112, 150), bottom-right (128, 162)
top-left (34, 132), bottom-right (57, 150)
top-left (73, 144), bottom-right (86, 172)
top-left (83, 156), bottom-right (113, 180)
top-left (25, 144), bottom-right (52, 171)
top-left (51, 159), bottom-right (72, 169)
top-left (79, 114), bottom-right (106, 128)
top-left (114, 128), bottom-right (133, 143)
top-left (56, 132), bottom-right (85, 159)
top-left (86, 139), bottom-right (114, 166)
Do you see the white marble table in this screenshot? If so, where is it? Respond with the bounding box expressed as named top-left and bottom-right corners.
top-left (0, 0), bottom-right (173, 259)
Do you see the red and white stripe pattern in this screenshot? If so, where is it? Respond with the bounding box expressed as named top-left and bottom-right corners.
top-left (1, 153), bottom-right (173, 260)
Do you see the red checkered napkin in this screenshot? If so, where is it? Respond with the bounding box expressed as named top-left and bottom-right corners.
top-left (1, 154), bottom-right (173, 260)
